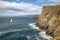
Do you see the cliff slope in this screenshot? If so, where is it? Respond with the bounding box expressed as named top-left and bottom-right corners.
top-left (36, 5), bottom-right (60, 40)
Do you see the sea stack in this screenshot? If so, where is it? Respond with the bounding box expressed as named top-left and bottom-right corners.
top-left (33, 5), bottom-right (60, 40)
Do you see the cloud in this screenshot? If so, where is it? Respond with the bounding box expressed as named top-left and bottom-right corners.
top-left (48, 0), bottom-right (60, 4)
top-left (0, 1), bottom-right (40, 12)
top-left (38, 0), bottom-right (60, 3)
top-left (37, 0), bottom-right (60, 6)
top-left (42, 3), bottom-right (57, 6)
top-left (49, 0), bottom-right (60, 2)
top-left (0, 1), bottom-right (41, 16)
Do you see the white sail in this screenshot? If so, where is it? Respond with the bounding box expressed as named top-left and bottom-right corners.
top-left (10, 19), bottom-right (12, 23)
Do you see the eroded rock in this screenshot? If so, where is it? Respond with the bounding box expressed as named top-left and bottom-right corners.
top-left (34, 5), bottom-right (60, 40)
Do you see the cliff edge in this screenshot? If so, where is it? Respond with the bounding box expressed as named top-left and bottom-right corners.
top-left (35, 5), bottom-right (60, 40)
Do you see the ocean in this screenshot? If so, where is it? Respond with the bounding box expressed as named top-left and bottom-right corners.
top-left (0, 15), bottom-right (52, 40)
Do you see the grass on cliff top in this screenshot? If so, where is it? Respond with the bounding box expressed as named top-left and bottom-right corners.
top-left (44, 5), bottom-right (60, 8)
top-left (50, 5), bottom-right (60, 9)
top-left (54, 5), bottom-right (60, 7)
top-left (52, 5), bottom-right (60, 9)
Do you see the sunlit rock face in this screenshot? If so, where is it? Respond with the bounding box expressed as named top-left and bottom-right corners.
top-left (38, 6), bottom-right (56, 30)
top-left (35, 5), bottom-right (60, 39)
top-left (51, 37), bottom-right (60, 40)
top-left (47, 10), bottom-right (60, 37)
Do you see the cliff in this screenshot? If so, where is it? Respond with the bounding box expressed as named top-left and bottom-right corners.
top-left (35, 5), bottom-right (60, 40)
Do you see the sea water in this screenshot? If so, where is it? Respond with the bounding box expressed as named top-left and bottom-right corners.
top-left (0, 15), bottom-right (52, 40)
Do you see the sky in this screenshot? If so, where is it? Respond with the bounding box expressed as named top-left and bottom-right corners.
top-left (0, 0), bottom-right (60, 16)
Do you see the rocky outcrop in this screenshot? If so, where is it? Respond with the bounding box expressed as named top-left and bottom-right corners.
top-left (35, 5), bottom-right (60, 40)
top-left (33, 14), bottom-right (39, 19)
top-left (38, 6), bottom-right (54, 29)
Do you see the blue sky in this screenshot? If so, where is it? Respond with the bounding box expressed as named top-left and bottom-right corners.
top-left (0, 0), bottom-right (60, 16)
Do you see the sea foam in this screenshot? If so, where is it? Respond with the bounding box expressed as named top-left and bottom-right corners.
top-left (29, 23), bottom-right (40, 30)
top-left (39, 31), bottom-right (52, 40)
top-left (0, 28), bottom-right (27, 34)
top-left (29, 23), bottom-right (52, 40)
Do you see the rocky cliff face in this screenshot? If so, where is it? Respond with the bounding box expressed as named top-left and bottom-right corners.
top-left (35, 5), bottom-right (60, 40)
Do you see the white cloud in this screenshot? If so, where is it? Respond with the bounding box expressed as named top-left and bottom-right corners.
top-left (48, 0), bottom-right (60, 4)
top-left (49, 0), bottom-right (60, 2)
top-left (38, 0), bottom-right (60, 6)
top-left (0, 1), bottom-right (41, 16)
top-left (38, 0), bottom-right (60, 3)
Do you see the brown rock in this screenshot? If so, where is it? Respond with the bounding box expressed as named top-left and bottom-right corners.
top-left (38, 6), bottom-right (55, 30)
top-left (46, 14), bottom-right (60, 36)
top-left (46, 10), bottom-right (60, 37)
top-left (51, 37), bottom-right (60, 40)
top-left (35, 5), bottom-right (60, 39)
top-left (38, 6), bottom-right (60, 30)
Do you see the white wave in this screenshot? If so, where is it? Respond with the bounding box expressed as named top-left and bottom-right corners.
top-left (29, 23), bottom-right (40, 30)
top-left (39, 31), bottom-right (52, 40)
top-left (29, 23), bottom-right (52, 40)
top-left (0, 29), bottom-right (27, 34)
top-left (27, 36), bottom-right (30, 39)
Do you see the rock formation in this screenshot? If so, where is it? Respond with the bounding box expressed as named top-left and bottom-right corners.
top-left (34, 5), bottom-right (60, 40)
top-left (33, 14), bottom-right (39, 19)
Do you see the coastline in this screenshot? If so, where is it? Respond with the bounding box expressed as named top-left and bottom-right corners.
top-left (29, 23), bottom-right (52, 40)
top-left (33, 5), bottom-right (60, 40)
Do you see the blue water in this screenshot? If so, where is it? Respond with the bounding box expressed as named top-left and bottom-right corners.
top-left (0, 15), bottom-right (47, 40)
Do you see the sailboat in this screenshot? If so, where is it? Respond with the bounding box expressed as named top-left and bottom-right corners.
top-left (10, 19), bottom-right (13, 23)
